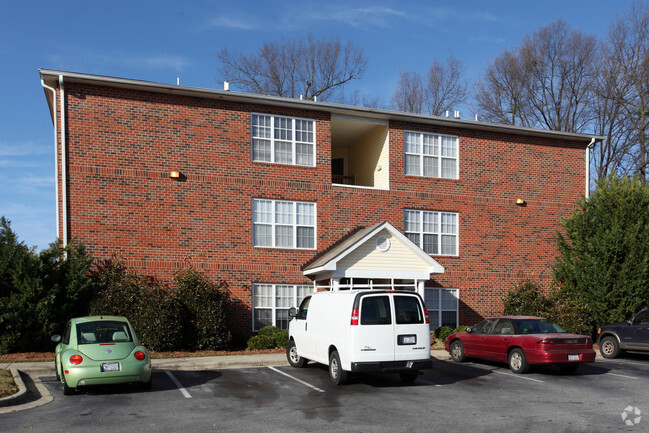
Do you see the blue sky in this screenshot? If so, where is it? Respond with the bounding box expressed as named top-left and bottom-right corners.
top-left (0, 0), bottom-right (631, 251)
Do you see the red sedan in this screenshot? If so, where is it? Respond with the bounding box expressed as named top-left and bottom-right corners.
top-left (444, 316), bottom-right (596, 373)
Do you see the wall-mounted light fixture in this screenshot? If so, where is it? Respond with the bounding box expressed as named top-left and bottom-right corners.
top-left (516, 198), bottom-right (526, 206)
top-left (169, 170), bottom-right (181, 179)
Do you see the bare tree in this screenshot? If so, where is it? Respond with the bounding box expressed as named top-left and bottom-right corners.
top-left (474, 49), bottom-right (532, 126)
top-left (391, 56), bottom-right (468, 116)
top-left (606, 1), bottom-right (649, 182)
top-left (590, 41), bottom-right (634, 181)
top-left (391, 71), bottom-right (426, 113)
top-left (217, 33), bottom-right (367, 102)
top-left (474, 20), bottom-right (597, 133)
top-left (520, 19), bottom-right (598, 132)
top-left (425, 55), bottom-right (469, 115)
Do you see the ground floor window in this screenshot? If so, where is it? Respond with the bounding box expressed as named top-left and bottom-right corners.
top-left (253, 284), bottom-right (313, 331)
top-left (424, 288), bottom-right (458, 330)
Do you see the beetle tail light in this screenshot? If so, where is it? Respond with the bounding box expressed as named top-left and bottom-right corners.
top-left (134, 351), bottom-right (146, 361)
top-left (70, 354), bottom-right (83, 365)
top-left (351, 308), bottom-right (359, 325)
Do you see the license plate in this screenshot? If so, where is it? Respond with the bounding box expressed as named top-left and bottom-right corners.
top-left (568, 354), bottom-right (580, 361)
top-left (101, 362), bottom-right (119, 372)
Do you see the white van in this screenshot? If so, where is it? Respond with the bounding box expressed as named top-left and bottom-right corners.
top-left (287, 290), bottom-right (433, 384)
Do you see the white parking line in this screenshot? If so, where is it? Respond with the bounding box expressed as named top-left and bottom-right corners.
top-left (490, 369), bottom-right (545, 383)
top-left (165, 371), bottom-right (192, 398)
top-left (267, 366), bottom-right (325, 393)
top-left (607, 372), bottom-right (638, 380)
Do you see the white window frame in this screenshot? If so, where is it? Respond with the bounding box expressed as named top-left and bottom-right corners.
top-left (252, 284), bottom-right (314, 331)
top-left (404, 131), bottom-right (458, 179)
top-left (424, 288), bottom-right (459, 329)
top-left (251, 113), bottom-right (315, 166)
top-left (404, 209), bottom-right (459, 256)
top-left (252, 198), bottom-right (316, 249)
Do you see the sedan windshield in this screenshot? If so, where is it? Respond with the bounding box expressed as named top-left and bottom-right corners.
top-left (513, 319), bottom-right (566, 334)
top-left (76, 321), bottom-right (132, 344)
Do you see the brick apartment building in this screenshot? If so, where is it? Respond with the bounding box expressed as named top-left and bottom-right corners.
top-left (39, 69), bottom-right (601, 334)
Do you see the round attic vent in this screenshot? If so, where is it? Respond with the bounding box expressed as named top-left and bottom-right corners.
top-left (376, 235), bottom-right (390, 252)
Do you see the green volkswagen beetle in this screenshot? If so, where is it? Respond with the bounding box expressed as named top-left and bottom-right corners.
top-left (52, 316), bottom-right (152, 395)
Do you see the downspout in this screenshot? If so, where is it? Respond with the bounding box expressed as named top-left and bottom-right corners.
top-left (59, 75), bottom-right (68, 247)
top-left (585, 138), bottom-right (596, 199)
top-left (41, 79), bottom-right (59, 241)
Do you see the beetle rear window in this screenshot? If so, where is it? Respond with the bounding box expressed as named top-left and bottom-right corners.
top-left (76, 321), bottom-right (132, 344)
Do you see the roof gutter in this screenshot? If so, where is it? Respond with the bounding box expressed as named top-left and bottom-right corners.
top-left (40, 79), bottom-right (59, 242)
top-left (586, 137), bottom-right (597, 198)
top-left (59, 74), bottom-right (68, 247)
top-left (39, 69), bottom-right (604, 145)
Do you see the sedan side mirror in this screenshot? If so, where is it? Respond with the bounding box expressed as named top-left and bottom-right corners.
top-left (51, 335), bottom-right (61, 343)
top-left (466, 327), bottom-right (473, 334)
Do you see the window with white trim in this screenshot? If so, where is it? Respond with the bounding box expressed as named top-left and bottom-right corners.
top-left (424, 288), bottom-right (459, 329)
top-left (253, 199), bottom-right (316, 249)
top-left (252, 114), bottom-right (315, 166)
top-left (253, 284), bottom-right (313, 331)
top-left (404, 131), bottom-right (458, 179)
top-left (404, 210), bottom-right (458, 255)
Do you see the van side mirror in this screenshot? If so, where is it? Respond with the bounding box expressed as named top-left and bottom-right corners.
top-left (289, 307), bottom-right (297, 318)
top-left (51, 335), bottom-right (61, 343)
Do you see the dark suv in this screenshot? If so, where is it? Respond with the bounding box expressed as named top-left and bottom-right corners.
top-left (597, 308), bottom-right (649, 358)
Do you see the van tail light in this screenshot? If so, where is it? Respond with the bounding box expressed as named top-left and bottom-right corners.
top-left (134, 351), bottom-right (146, 361)
top-left (351, 308), bottom-right (359, 325)
top-left (70, 354), bottom-right (83, 365)
top-left (423, 309), bottom-right (430, 324)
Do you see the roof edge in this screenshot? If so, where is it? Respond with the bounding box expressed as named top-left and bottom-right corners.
top-left (39, 69), bottom-right (605, 144)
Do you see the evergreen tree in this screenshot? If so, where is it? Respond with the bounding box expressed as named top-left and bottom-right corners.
top-left (554, 175), bottom-right (649, 326)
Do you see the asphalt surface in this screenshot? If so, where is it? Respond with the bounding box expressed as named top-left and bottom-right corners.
top-left (0, 350), bottom-right (454, 413)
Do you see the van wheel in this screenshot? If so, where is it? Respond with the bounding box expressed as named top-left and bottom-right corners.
top-left (287, 340), bottom-right (308, 368)
top-left (329, 350), bottom-right (347, 385)
top-left (399, 371), bottom-right (418, 382)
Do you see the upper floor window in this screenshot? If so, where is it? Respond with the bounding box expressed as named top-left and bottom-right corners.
top-left (253, 199), bottom-right (316, 249)
top-left (404, 131), bottom-right (458, 179)
top-left (252, 114), bottom-right (315, 166)
top-left (404, 210), bottom-right (458, 255)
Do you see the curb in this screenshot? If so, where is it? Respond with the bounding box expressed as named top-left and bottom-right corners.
top-left (0, 369), bottom-right (27, 407)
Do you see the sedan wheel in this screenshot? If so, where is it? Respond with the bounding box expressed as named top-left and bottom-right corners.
top-left (450, 340), bottom-right (466, 362)
top-left (508, 348), bottom-right (530, 374)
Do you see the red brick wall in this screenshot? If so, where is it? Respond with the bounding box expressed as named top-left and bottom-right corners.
top-left (56, 82), bottom-right (587, 331)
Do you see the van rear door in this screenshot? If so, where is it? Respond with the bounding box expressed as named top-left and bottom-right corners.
top-left (393, 294), bottom-right (431, 362)
top-left (353, 293), bottom-right (395, 362)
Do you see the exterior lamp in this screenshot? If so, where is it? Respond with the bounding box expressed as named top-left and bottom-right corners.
top-left (516, 198), bottom-right (526, 206)
top-left (169, 170), bottom-right (181, 179)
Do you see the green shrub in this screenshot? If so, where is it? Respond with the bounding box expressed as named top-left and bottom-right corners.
top-left (0, 218), bottom-right (94, 353)
top-left (453, 325), bottom-right (470, 333)
top-left (247, 326), bottom-right (288, 350)
top-left (433, 326), bottom-right (454, 342)
top-left (89, 258), bottom-right (184, 352)
top-left (174, 269), bottom-right (232, 351)
top-left (502, 279), bottom-right (591, 335)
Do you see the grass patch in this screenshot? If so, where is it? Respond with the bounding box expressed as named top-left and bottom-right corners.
top-left (0, 369), bottom-right (18, 398)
